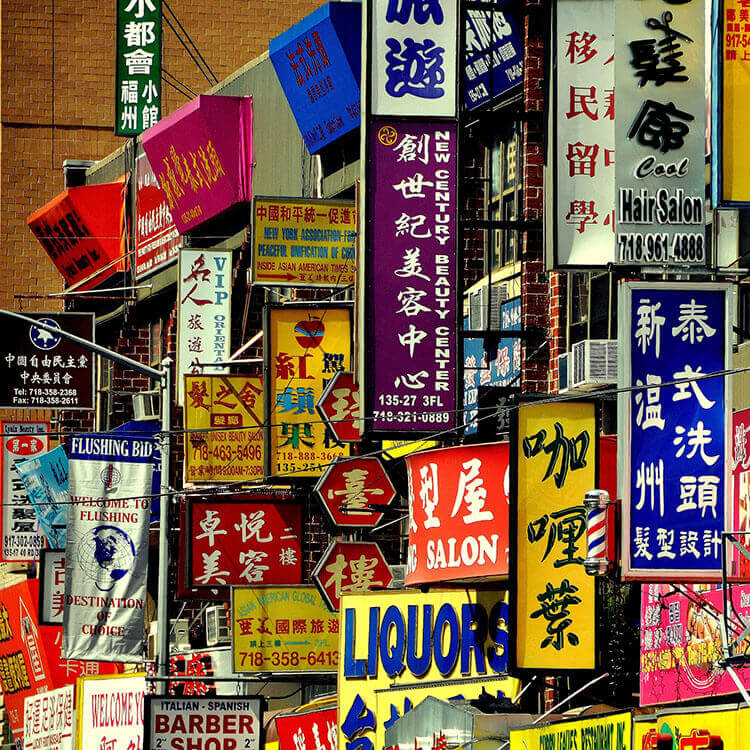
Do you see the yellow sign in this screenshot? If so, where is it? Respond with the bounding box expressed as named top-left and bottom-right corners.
top-left (632, 707), bottom-right (748, 750)
top-left (253, 198), bottom-right (356, 288)
top-left (382, 438), bottom-right (439, 459)
top-left (510, 712), bottom-right (631, 750)
top-left (338, 590), bottom-right (520, 750)
top-left (516, 401), bottom-right (596, 669)
top-left (267, 305), bottom-right (351, 477)
top-left (232, 586), bottom-right (339, 673)
top-left (184, 375), bottom-right (264, 483)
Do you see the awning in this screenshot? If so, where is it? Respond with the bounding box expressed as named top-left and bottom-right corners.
top-left (27, 179), bottom-right (126, 290)
top-left (141, 94), bottom-right (253, 234)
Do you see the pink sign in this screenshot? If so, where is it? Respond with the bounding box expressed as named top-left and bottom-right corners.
top-left (640, 583), bottom-right (750, 705)
top-left (142, 95), bottom-right (253, 233)
top-left (733, 408), bottom-right (750, 579)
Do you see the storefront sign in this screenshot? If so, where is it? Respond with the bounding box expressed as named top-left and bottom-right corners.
top-left (276, 705), bottom-right (337, 750)
top-left (266, 305), bottom-right (351, 477)
top-left (553, 0), bottom-right (615, 267)
top-left (16, 445), bottom-right (68, 550)
top-left (39, 550), bottom-right (66, 626)
top-left (510, 712), bottom-right (631, 750)
top-left (382, 439), bottom-right (438, 458)
top-left (732, 407), bottom-right (750, 578)
top-left (27, 182), bottom-right (126, 290)
top-left (312, 541), bottom-right (392, 611)
top-left (141, 95), bottom-right (253, 233)
top-left (232, 586), bottom-right (339, 673)
top-left (116, 0), bottom-right (161, 135)
top-left (0, 312), bottom-right (95, 410)
top-left (314, 456), bottom-right (396, 528)
top-left (24, 684), bottom-right (74, 750)
top-left (367, 120), bottom-right (457, 433)
top-left (270, 2), bottom-right (361, 153)
top-left (370, 0), bottom-right (458, 116)
top-left (316, 371), bottom-right (362, 442)
top-left (406, 442), bottom-right (509, 585)
top-left (1, 422), bottom-right (48, 562)
top-left (188, 497), bottom-right (301, 587)
top-left (184, 375), bottom-right (264, 483)
top-left (145, 696), bottom-right (262, 750)
top-left (177, 249), bottom-right (232, 405)
top-left (252, 197), bottom-right (356, 287)
top-left (619, 283), bottom-right (732, 579)
top-left (615, 0), bottom-right (706, 265)
top-left (339, 590), bottom-right (519, 750)
top-left (516, 401), bottom-right (596, 669)
top-left (64, 434), bottom-right (154, 661)
top-left (145, 649), bottom-right (237, 696)
top-left (633, 707), bottom-right (745, 750)
top-left (135, 152), bottom-right (179, 279)
top-left (76, 674), bottom-right (145, 750)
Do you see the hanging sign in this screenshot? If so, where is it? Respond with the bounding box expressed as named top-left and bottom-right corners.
top-left (266, 305), bottom-right (351, 477)
top-left (39, 549), bottom-right (66, 626)
top-left (619, 282), bottom-right (732, 580)
top-left (615, 0), bottom-right (706, 265)
top-left (0, 422), bottom-right (48, 562)
top-left (24, 683), bottom-right (74, 750)
top-left (515, 401), bottom-right (597, 670)
top-left (316, 371), bottom-right (362, 443)
top-left (510, 712), bottom-right (631, 750)
top-left (184, 374), bottom-right (264, 483)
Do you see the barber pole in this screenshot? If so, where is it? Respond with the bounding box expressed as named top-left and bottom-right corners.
top-left (584, 489), bottom-right (611, 575)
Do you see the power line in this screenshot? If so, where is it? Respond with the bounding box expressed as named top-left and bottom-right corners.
top-left (162, 0), bottom-right (219, 86)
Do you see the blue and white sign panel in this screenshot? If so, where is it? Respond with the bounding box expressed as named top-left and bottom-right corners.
top-left (619, 282), bottom-right (733, 580)
top-left (371, 0), bottom-right (458, 117)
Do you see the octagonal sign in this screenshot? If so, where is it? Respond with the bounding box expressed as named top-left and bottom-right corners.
top-left (316, 371), bottom-right (362, 443)
top-left (314, 456), bottom-right (397, 528)
top-left (312, 541), bottom-right (393, 612)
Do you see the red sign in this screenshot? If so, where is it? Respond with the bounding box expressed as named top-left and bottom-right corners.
top-left (314, 457), bottom-right (396, 528)
top-left (188, 497), bottom-right (302, 587)
top-left (27, 180), bottom-right (126, 290)
top-left (275, 704), bottom-right (337, 750)
top-left (312, 541), bottom-right (392, 611)
top-left (405, 442), bottom-right (510, 586)
top-left (135, 153), bottom-right (180, 279)
top-left (316, 371), bottom-right (362, 442)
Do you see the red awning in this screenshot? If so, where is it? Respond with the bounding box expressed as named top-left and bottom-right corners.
top-left (27, 178), bottom-right (127, 291)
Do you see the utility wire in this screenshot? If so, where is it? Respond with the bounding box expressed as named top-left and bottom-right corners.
top-left (162, 0), bottom-right (219, 85)
top-left (162, 68), bottom-right (197, 98)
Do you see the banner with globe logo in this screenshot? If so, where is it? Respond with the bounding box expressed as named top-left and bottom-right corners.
top-left (62, 433), bottom-right (155, 661)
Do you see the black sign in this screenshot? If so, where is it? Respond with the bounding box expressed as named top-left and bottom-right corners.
top-left (1, 313), bottom-right (95, 410)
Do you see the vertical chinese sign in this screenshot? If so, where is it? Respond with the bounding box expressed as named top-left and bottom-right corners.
top-left (515, 401), bottom-right (596, 669)
top-left (732, 407), bottom-right (750, 578)
top-left (177, 249), bottom-right (231, 405)
top-left (116, 0), bottom-right (161, 136)
top-left (39, 550), bottom-right (66, 626)
top-left (553, 0), bottom-right (615, 266)
top-left (619, 282), bottom-right (732, 579)
top-left (265, 305), bottom-right (351, 478)
top-left (615, 0), bottom-right (706, 265)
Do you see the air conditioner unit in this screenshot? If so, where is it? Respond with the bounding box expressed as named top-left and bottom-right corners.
top-left (558, 353), bottom-right (570, 394)
top-left (571, 339), bottom-right (617, 390)
top-left (205, 605), bottom-right (231, 647)
top-left (467, 284), bottom-right (507, 331)
top-left (132, 390), bottom-right (160, 420)
top-left (170, 618), bottom-right (191, 651)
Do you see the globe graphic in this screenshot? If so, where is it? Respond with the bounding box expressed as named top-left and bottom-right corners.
top-left (77, 525), bottom-right (136, 592)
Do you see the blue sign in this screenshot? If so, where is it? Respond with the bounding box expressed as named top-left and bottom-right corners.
top-left (113, 419), bottom-right (161, 521)
top-left (464, 8), bottom-right (523, 110)
top-left (625, 284), bottom-right (730, 577)
top-left (270, 2), bottom-right (361, 153)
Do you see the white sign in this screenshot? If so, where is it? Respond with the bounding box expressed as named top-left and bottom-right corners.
top-left (24, 684), bottom-right (74, 750)
top-left (177, 249), bottom-right (231, 404)
top-left (39, 550), bottom-right (66, 625)
top-left (553, 0), bottom-right (615, 266)
top-left (371, 0), bottom-right (458, 117)
top-left (146, 697), bottom-right (262, 750)
top-left (63, 435), bottom-right (154, 661)
top-left (1, 422), bottom-right (48, 562)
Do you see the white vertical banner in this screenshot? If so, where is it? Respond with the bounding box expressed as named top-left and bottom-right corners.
top-left (177, 249), bottom-right (232, 405)
top-left (63, 434), bottom-right (154, 661)
top-left (553, 0), bottom-right (615, 267)
top-left (24, 683), bottom-right (74, 750)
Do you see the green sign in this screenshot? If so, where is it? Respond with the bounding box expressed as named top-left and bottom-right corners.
top-left (116, 0), bottom-right (162, 136)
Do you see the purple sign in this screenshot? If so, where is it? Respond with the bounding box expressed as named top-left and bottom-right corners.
top-left (366, 120), bottom-right (457, 432)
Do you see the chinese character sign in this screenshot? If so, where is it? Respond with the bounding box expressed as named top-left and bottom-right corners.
top-left (554, 0), bottom-right (615, 266)
top-left (615, 0), bottom-right (706, 265)
top-left (405, 442), bottom-right (510, 585)
top-left (115, 0), bottom-right (161, 136)
top-left (632, 708), bottom-right (740, 750)
top-left (188, 499), bottom-right (301, 588)
top-left (620, 283), bottom-right (731, 579)
top-left (367, 121), bottom-right (457, 433)
top-left (276, 705), bottom-right (337, 750)
top-left (184, 375), bottom-right (264, 483)
top-left (515, 401), bottom-right (596, 669)
top-left (232, 587), bottom-right (339, 672)
top-left (732, 408), bottom-right (750, 578)
top-left (266, 305), bottom-right (351, 477)
top-left (24, 683), bottom-right (74, 750)
top-left (39, 550), bottom-right (66, 626)
top-left (177, 249), bottom-right (232, 405)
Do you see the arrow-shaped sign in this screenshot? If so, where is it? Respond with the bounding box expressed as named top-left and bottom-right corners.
top-left (256, 272), bottom-right (298, 281)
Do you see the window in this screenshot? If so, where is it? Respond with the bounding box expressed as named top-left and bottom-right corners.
top-left (489, 122), bottom-right (521, 269)
top-left (567, 271), bottom-right (616, 347)
top-left (149, 317), bottom-right (163, 367)
top-left (96, 356), bottom-right (114, 431)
